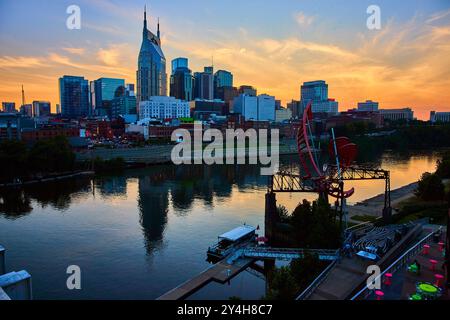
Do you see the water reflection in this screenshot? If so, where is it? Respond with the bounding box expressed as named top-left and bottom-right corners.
top-left (0, 151), bottom-right (444, 299)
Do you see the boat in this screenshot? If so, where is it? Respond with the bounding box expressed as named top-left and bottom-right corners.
top-left (207, 225), bottom-right (257, 262)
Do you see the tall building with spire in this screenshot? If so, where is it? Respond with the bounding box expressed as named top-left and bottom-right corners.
top-left (136, 7), bottom-right (167, 117)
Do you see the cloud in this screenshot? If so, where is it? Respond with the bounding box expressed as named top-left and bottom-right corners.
top-left (294, 11), bottom-right (315, 26)
top-left (426, 9), bottom-right (450, 24)
top-left (62, 47), bottom-right (86, 55)
top-left (0, 56), bottom-right (45, 68)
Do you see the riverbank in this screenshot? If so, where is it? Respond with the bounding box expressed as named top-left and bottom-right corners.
top-left (0, 171), bottom-right (95, 188)
top-left (75, 141), bottom-right (299, 165)
top-left (347, 182), bottom-right (418, 223)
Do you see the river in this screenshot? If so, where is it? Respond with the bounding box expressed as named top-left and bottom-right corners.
top-left (0, 151), bottom-right (443, 300)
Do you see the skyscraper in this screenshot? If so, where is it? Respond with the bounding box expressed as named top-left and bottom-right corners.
top-left (111, 85), bottom-right (137, 118)
top-left (300, 80), bottom-right (338, 114)
top-left (170, 58), bottom-right (193, 101)
top-left (214, 70), bottom-right (233, 98)
top-left (91, 78), bottom-right (125, 117)
top-left (59, 76), bottom-right (89, 118)
top-left (193, 67), bottom-right (214, 100)
top-left (137, 7), bottom-right (167, 116)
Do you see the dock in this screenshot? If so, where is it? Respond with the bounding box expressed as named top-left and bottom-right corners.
top-left (157, 257), bottom-right (255, 300)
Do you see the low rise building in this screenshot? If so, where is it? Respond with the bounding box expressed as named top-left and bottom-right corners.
top-left (430, 111), bottom-right (450, 123)
top-left (139, 96), bottom-right (190, 121)
top-left (380, 108), bottom-right (414, 122)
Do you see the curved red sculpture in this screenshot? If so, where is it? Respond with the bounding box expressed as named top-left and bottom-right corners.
top-left (296, 102), bottom-right (356, 199)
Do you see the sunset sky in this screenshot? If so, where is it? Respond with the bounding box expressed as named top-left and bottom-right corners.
top-left (0, 0), bottom-right (449, 119)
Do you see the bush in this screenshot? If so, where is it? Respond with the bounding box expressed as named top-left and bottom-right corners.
top-left (436, 152), bottom-right (450, 179)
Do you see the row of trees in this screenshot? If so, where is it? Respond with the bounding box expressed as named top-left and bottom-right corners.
top-left (0, 137), bottom-right (76, 183)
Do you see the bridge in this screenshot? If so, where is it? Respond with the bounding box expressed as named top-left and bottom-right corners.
top-left (229, 247), bottom-right (339, 263)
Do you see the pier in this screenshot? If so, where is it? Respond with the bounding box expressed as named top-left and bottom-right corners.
top-left (158, 257), bottom-right (255, 300)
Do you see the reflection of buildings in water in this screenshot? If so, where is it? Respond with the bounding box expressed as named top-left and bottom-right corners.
top-left (137, 176), bottom-right (170, 254)
top-left (0, 178), bottom-right (92, 218)
top-left (94, 176), bottom-right (128, 199)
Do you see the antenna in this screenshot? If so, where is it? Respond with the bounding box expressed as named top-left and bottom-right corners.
top-left (21, 85), bottom-right (25, 106)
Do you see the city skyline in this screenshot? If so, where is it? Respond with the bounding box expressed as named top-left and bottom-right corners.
top-left (1, 0), bottom-right (450, 119)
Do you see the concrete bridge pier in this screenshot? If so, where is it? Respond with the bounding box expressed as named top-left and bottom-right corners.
top-left (265, 192), bottom-right (279, 246)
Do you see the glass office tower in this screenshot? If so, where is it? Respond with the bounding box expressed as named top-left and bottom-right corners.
top-left (59, 76), bottom-right (89, 118)
top-left (137, 7), bottom-right (167, 115)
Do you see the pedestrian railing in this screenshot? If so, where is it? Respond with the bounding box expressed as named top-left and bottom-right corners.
top-left (350, 226), bottom-right (442, 300)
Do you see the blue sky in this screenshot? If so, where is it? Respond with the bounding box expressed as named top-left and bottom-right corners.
top-left (1, 0), bottom-right (450, 119)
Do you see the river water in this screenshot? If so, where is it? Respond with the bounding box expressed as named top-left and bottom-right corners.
top-left (0, 151), bottom-right (442, 300)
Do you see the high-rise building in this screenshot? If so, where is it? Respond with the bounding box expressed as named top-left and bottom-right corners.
top-left (137, 7), bottom-right (167, 114)
top-left (233, 94), bottom-right (276, 121)
top-left (170, 58), bottom-right (193, 101)
top-left (358, 100), bottom-right (379, 112)
top-left (59, 75), bottom-right (89, 118)
top-left (257, 94), bottom-right (276, 121)
top-left (300, 80), bottom-right (338, 114)
top-left (111, 85), bottom-right (137, 118)
top-left (171, 58), bottom-right (188, 75)
top-left (32, 101), bottom-right (51, 117)
top-left (139, 96), bottom-right (190, 120)
top-left (1, 102), bottom-right (16, 113)
top-left (233, 95), bottom-right (258, 120)
top-left (430, 111), bottom-right (450, 123)
top-left (194, 67), bottom-right (214, 100)
top-left (214, 70), bottom-right (233, 98)
top-left (91, 78), bottom-right (125, 117)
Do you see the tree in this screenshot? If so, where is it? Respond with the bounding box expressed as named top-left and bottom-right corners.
top-left (266, 266), bottom-right (298, 300)
top-left (416, 172), bottom-right (445, 201)
top-left (436, 152), bottom-right (450, 179)
top-left (0, 140), bottom-right (28, 182)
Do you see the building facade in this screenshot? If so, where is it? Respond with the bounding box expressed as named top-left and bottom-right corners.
top-left (300, 80), bottom-right (338, 114)
top-left (380, 108), bottom-right (414, 122)
top-left (233, 94), bottom-right (276, 121)
top-left (91, 78), bottom-right (125, 117)
top-left (238, 85), bottom-right (257, 97)
top-left (32, 101), bottom-right (51, 117)
top-left (137, 8), bottom-right (167, 113)
top-left (430, 111), bottom-right (450, 123)
top-left (287, 100), bottom-right (302, 119)
top-left (111, 85), bottom-right (137, 118)
top-left (2, 102), bottom-right (16, 113)
top-left (357, 100), bottom-right (379, 112)
top-left (275, 108), bottom-right (293, 123)
top-left (191, 99), bottom-right (228, 120)
top-left (59, 75), bottom-right (90, 118)
top-left (139, 96), bottom-right (190, 120)
top-left (214, 70), bottom-right (233, 98)
top-left (170, 58), bottom-right (193, 101)
top-left (194, 67), bottom-right (214, 100)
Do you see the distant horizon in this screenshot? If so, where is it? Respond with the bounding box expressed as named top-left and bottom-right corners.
top-left (1, 0), bottom-right (449, 120)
